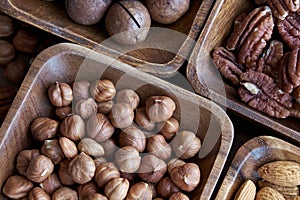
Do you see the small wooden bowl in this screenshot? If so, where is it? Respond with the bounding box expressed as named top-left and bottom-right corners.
top-left (0, 0), bottom-right (214, 76)
top-left (0, 43), bottom-right (233, 200)
top-left (215, 136), bottom-right (300, 200)
top-left (186, 0), bottom-right (300, 143)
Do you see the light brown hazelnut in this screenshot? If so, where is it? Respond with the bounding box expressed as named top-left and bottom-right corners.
top-left (101, 138), bottom-right (118, 160)
top-left (68, 152), bottom-right (96, 184)
top-left (97, 100), bottom-right (114, 115)
top-left (26, 155), bottom-right (54, 183)
top-left (120, 171), bottom-right (137, 183)
top-left (126, 182), bottom-right (152, 200)
top-left (157, 177), bottom-right (180, 198)
top-left (85, 193), bottom-right (108, 200)
top-left (148, 183), bottom-right (157, 198)
top-left (52, 187), bottom-right (78, 200)
top-left (28, 187), bottom-right (51, 200)
top-left (39, 173), bottom-right (61, 195)
top-left (58, 159), bottom-right (75, 186)
top-left (78, 138), bottom-right (105, 157)
top-left (41, 139), bottom-right (64, 165)
top-left (116, 89), bottom-right (140, 109)
top-left (0, 14), bottom-right (14, 37)
top-left (31, 117), bottom-right (59, 141)
top-left (75, 98), bottom-right (98, 119)
top-left (55, 106), bottom-right (73, 120)
top-left (115, 146), bottom-right (141, 173)
top-left (138, 154), bottom-right (167, 183)
top-left (147, 134), bottom-right (172, 160)
top-left (48, 82), bottom-right (73, 107)
top-left (86, 113), bottom-right (114, 142)
top-left (169, 192), bottom-right (189, 200)
top-left (94, 162), bottom-right (120, 188)
top-left (13, 29), bottom-right (39, 54)
top-left (60, 115), bottom-right (85, 142)
top-left (167, 158), bottom-right (185, 174)
top-left (3, 175), bottom-right (33, 199)
top-left (73, 80), bottom-right (90, 101)
top-left (90, 79), bottom-right (116, 103)
top-left (170, 163), bottom-right (200, 192)
top-left (59, 136), bottom-right (78, 159)
top-left (135, 107), bottom-right (156, 131)
top-left (119, 125), bottom-right (146, 152)
top-left (16, 149), bottom-right (40, 176)
top-left (109, 103), bottom-right (134, 128)
top-left (157, 117), bottom-right (179, 140)
top-left (171, 131), bottom-right (201, 159)
top-left (4, 59), bottom-right (26, 83)
top-left (0, 40), bottom-right (15, 66)
top-left (77, 181), bottom-right (98, 200)
top-left (94, 157), bottom-right (107, 167)
top-left (145, 96), bottom-right (176, 122)
top-left (104, 178), bottom-right (129, 200)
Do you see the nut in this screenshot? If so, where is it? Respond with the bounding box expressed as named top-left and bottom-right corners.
top-left (0, 40), bottom-right (15, 66)
top-left (167, 158), bottom-right (186, 174)
top-left (135, 107), bottom-right (156, 131)
top-left (256, 187), bottom-right (285, 200)
top-left (109, 103), bottom-right (134, 128)
top-left (98, 100), bottom-right (114, 115)
top-left (147, 134), bottom-right (172, 160)
top-left (145, 96), bottom-right (176, 122)
top-left (72, 80), bottom-right (90, 101)
top-left (75, 98), bottom-right (98, 119)
top-left (31, 117), bottom-right (59, 141)
top-left (120, 171), bottom-right (137, 183)
top-left (4, 59), bottom-right (26, 83)
top-left (48, 82), bottom-right (73, 107)
top-left (39, 173), bottom-right (62, 195)
top-left (60, 115), bottom-right (85, 142)
top-left (78, 138), bottom-right (105, 157)
top-left (59, 136), bottom-right (78, 159)
top-left (58, 159), bottom-right (75, 186)
top-left (157, 177), bottom-right (180, 198)
top-left (13, 29), bottom-right (39, 54)
top-left (234, 180), bottom-right (256, 200)
top-left (0, 14), bottom-right (14, 37)
top-left (16, 149), bottom-right (41, 176)
top-left (3, 175), bottom-right (33, 199)
top-left (68, 152), bottom-right (96, 184)
top-left (77, 181), bottom-right (98, 200)
top-left (28, 187), bottom-right (51, 200)
top-left (169, 192), bottom-right (189, 200)
top-left (26, 155), bottom-right (54, 183)
top-left (119, 125), bottom-right (146, 153)
top-left (0, 86), bottom-right (17, 105)
top-left (94, 162), bottom-right (120, 188)
top-left (148, 183), bottom-right (158, 198)
top-left (115, 146), bottom-right (141, 173)
top-left (85, 193), bottom-right (108, 200)
top-left (41, 139), bottom-right (65, 165)
top-left (90, 79), bottom-right (116, 103)
top-left (157, 117), bottom-right (179, 140)
top-left (104, 178), bottom-right (129, 200)
top-left (170, 163), bottom-right (201, 192)
top-left (101, 138), bottom-right (118, 160)
top-left (94, 157), bottom-right (107, 167)
top-left (115, 89), bottom-right (140, 110)
top-left (258, 180), bottom-right (300, 198)
top-left (171, 131), bottom-right (201, 159)
top-left (55, 106), bottom-right (73, 120)
top-left (126, 182), bottom-right (152, 200)
top-left (52, 187), bottom-right (78, 200)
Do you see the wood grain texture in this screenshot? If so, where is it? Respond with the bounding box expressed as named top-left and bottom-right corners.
top-left (215, 136), bottom-right (300, 200)
top-left (0, 43), bottom-right (233, 200)
top-left (0, 0), bottom-right (214, 76)
top-left (186, 0), bottom-right (300, 143)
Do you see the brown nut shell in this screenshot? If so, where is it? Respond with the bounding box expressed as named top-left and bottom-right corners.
top-left (104, 178), bottom-right (129, 200)
top-left (58, 159), bottom-right (75, 186)
top-left (157, 177), bottom-right (180, 198)
top-left (26, 155), bottom-right (54, 183)
top-left (109, 103), bottom-right (134, 128)
top-left (115, 89), bottom-right (140, 109)
top-left (75, 98), bottom-right (97, 119)
top-left (52, 187), bottom-right (78, 200)
top-left (158, 117), bottom-right (179, 140)
top-left (119, 125), bottom-right (146, 153)
top-left (16, 149), bottom-right (40, 176)
top-left (59, 136), bottom-right (78, 159)
top-left (169, 192), bottom-right (189, 200)
top-left (167, 158), bottom-right (186, 174)
top-left (147, 134), bottom-right (172, 160)
top-left (145, 96), bottom-right (176, 122)
top-left (28, 187), bottom-right (51, 200)
top-left (77, 181), bottom-right (98, 200)
top-left (41, 139), bottom-right (65, 165)
top-left (55, 106), bottom-right (73, 120)
top-left (73, 80), bottom-right (90, 101)
top-left (0, 14), bottom-right (14, 37)
top-left (3, 175), bottom-right (33, 199)
top-left (126, 182), bottom-right (152, 200)
top-left (39, 173), bottom-right (61, 195)
top-left (101, 138), bottom-right (118, 160)
top-left (4, 59), bottom-right (26, 84)
top-left (98, 100), bottom-right (114, 115)
top-left (90, 79), bottom-right (116, 102)
top-left (48, 82), bottom-right (73, 107)
top-left (115, 146), bottom-right (141, 173)
top-left (60, 115), bottom-right (85, 142)
top-left (85, 193), bottom-right (108, 200)
top-left (0, 40), bottom-right (15, 66)
top-left (135, 107), bottom-right (156, 131)
top-left (95, 162), bottom-right (120, 188)
top-left (78, 138), bottom-right (105, 157)
top-left (13, 29), bottom-right (39, 54)
top-left (31, 117), bottom-right (58, 141)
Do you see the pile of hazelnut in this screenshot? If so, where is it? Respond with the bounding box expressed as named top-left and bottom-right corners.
top-left (2, 78), bottom-right (202, 199)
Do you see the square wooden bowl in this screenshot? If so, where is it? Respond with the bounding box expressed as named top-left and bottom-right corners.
top-left (0, 43), bottom-right (233, 199)
top-left (187, 0), bottom-right (300, 143)
top-left (215, 136), bottom-right (300, 199)
top-left (0, 0), bottom-right (214, 76)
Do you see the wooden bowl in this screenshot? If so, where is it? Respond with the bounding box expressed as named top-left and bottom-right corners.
top-left (0, 43), bottom-right (233, 199)
top-left (215, 136), bottom-right (300, 200)
top-left (0, 0), bottom-right (214, 76)
top-left (186, 0), bottom-right (300, 143)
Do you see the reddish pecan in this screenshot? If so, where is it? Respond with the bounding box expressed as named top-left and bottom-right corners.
top-left (233, 13), bottom-right (248, 30)
top-left (267, 0), bottom-right (289, 19)
top-left (284, 0), bottom-right (300, 12)
top-left (277, 12), bottom-right (300, 48)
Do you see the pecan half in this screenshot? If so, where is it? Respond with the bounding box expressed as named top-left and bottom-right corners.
top-left (212, 47), bottom-right (244, 86)
top-left (277, 12), bottom-right (300, 48)
top-left (267, 0), bottom-right (289, 19)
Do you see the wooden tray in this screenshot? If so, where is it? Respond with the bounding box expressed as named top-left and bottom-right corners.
top-left (0, 0), bottom-right (214, 76)
top-left (186, 0), bottom-right (300, 143)
top-left (215, 136), bottom-right (300, 200)
top-left (0, 43), bottom-right (233, 200)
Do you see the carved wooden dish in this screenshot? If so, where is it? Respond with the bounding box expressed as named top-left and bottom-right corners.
top-left (0, 0), bottom-right (214, 76)
top-left (186, 0), bottom-right (300, 143)
top-left (0, 43), bottom-right (233, 199)
top-left (215, 136), bottom-right (300, 200)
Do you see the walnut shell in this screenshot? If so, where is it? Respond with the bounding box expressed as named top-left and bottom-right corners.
top-left (41, 139), bottom-right (64, 165)
top-left (60, 115), bottom-right (85, 142)
top-left (109, 103), bottom-right (134, 128)
top-left (147, 134), bottom-right (172, 160)
top-left (135, 107), bottom-right (156, 131)
top-left (95, 162), bottom-right (120, 188)
top-left (78, 138), bottom-right (105, 157)
top-left (58, 159), bottom-right (75, 186)
top-left (115, 146), bottom-right (141, 173)
top-left (28, 187), bottom-right (51, 200)
top-left (31, 117), bottom-right (59, 141)
top-left (73, 80), bottom-right (90, 101)
top-left (39, 173), bottom-right (61, 195)
top-left (169, 192), bottom-right (189, 200)
top-left (104, 178), bottom-right (129, 200)
top-left (59, 136), bottom-right (78, 160)
top-left (3, 175), bottom-right (33, 199)
top-left (157, 177), bottom-right (180, 198)
top-left (157, 117), bottom-right (179, 140)
top-left (26, 155), bottom-right (54, 183)
top-left (48, 82), bottom-right (73, 107)
top-left (52, 187), bottom-right (78, 200)
top-left (75, 98), bottom-right (98, 119)
top-left (126, 182), bottom-right (152, 200)
top-left (0, 40), bottom-right (15, 66)
top-left (119, 125), bottom-right (146, 153)
top-left (145, 96), bottom-right (176, 122)
top-left (115, 89), bottom-right (140, 109)
top-left (16, 149), bottom-right (40, 176)
top-left (90, 79), bottom-right (116, 103)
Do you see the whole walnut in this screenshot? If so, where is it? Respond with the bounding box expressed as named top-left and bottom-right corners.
top-left (109, 103), bottom-right (134, 128)
top-left (115, 89), bottom-right (140, 109)
top-left (41, 139), bottom-right (65, 165)
top-left (3, 175), bottom-right (33, 199)
top-left (157, 117), bottom-right (179, 140)
top-left (4, 59), bottom-right (26, 84)
top-left (0, 40), bottom-right (15, 66)
top-left (75, 98), bottom-right (97, 119)
top-left (13, 29), bottom-right (39, 54)
top-left (119, 125), bottom-right (146, 152)
top-left (26, 155), bottom-right (54, 183)
top-left (39, 173), bottom-right (62, 195)
top-left (157, 177), bottom-right (180, 198)
top-left (145, 96), bottom-right (176, 122)
top-left (52, 187), bottom-right (78, 200)
top-left (90, 79), bottom-right (116, 103)
top-left (31, 117), bottom-right (59, 141)
top-left (145, 0), bottom-right (190, 24)
top-left (48, 82), bottom-right (73, 107)
top-left (72, 80), bottom-right (90, 101)
top-left (0, 14), bottom-right (14, 37)
top-left (115, 146), bottom-right (141, 173)
top-left (94, 162), bottom-right (120, 188)
top-left (126, 182), bottom-right (152, 200)
top-left (135, 107), bottom-right (156, 131)
top-left (58, 159), bottom-right (75, 186)
top-left (169, 192), bottom-right (189, 200)
top-left (147, 134), bottom-right (172, 160)
top-left (28, 187), bottom-right (51, 200)
top-left (16, 149), bottom-right (40, 176)
top-left (60, 115), bottom-right (85, 142)
top-left (104, 178), bottom-right (129, 200)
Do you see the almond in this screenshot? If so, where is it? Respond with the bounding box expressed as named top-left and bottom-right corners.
top-left (234, 180), bottom-right (256, 200)
top-left (256, 187), bottom-right (285, 200)
top-left (258, 180), bottom-right (299, 197)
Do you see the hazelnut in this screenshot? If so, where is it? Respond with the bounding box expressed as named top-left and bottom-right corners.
top-left (138, 154), bottom-right (167, 183)
top-left (104, 178), bottom-right (129, 200)
top-left (13, 29), bottom-right (39, 54)
top-left (0, 40), bottom-right (15, 66)
top-left (31, 117), bottom-right (59, 141)
top-left (4, 59), bottom-right (26, 83)
top-left (77, 181), bottom-right (98, 200)
top-left (170, 163), bottom-right (200, 192)
top-left (148, 183), bottom-right (158, 198)
top-left (115, 146), bottom-right (141, 173)
top-left (85, 193), bottom-right (108, 200)
top-left (59, 136), bottom-right (78, 159)
top-left (120, 171), bottom-right (137, 183)
top-left (16, 149), bottom-right (40, 176)
top-left (26, 155), bottom-right (54, 183)
top-left (101, 138), bottom-right (118, 160)
top-left (90, 79), bottom-right (116, 103)
top-left (135, 107), bottom-right (156, 131)
top-left (3, 175), bottom-right (33, 199)
top-left (48, 82), bottom-right (73, 107)
top-left (167, 158), bottom-right (185, 174)
top-left (86, 113), bottom-right (115, 142)
top-left (145, 0), bottom-right (190, 24)
top-left (73, 80), bottom-right (90, 101)
top-left (41, 139), bottom-right (65, 164)
top-left (157, 177), bottom-right (180, 198)
top-left (55, 106), bottom-right (73, 120)
top-left (97, 100), bottom-right (114, 115)
top-left (60, 115), bottom-right (85, 142)
top-left (115, 89), bottom-right (140, 109)
top-left (0, 14), bottom-right (14, 37)
top-left (39, 173), bottom-right (61, 195)
top-left (119, 125), bottom-right (146, 152)
top-left (78, 138), bottom-right (105, 157)
top-left (94, 162), bottom-right (120, 188)
top-left (52, 187), bottom-right (78, 200)
top-left (169, 192), bottom-right (189, 200)
top-left (105, 0), bottom-right (151, 45)
top-left (68, 152), bottom-right (96, 184)
top-left (171, 131), bottom-right (201, 159)
top-left (153, 198), bottom-right (164, 200)
top-left (145, 96), bottom-right (176, 122)
top-left (109, 103), bottom-right (134, 128)
top-left (28, 187), bottom-right (51, 200)
top-left (94, 157), bottom-right (107, 167)
top-left (75, 98), bottom-right (98, 119)
top-left (126, 182), bottom-right (152, 200)
top-left (157, 117), bottom-right (179, 140)
top-left (58, 159), bottom-right (75, 186)
top-left (147, 134), bottom-right (172, 160)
